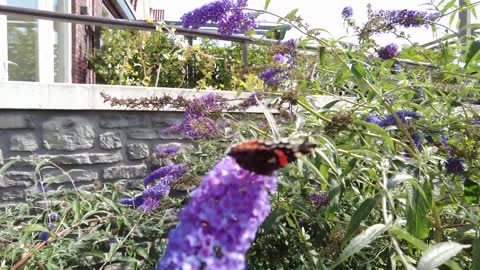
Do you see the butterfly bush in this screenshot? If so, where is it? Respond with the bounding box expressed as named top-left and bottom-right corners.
top-left (157, 156), bottom-right (277, 270)
top-left (260, 39), bottom-right (298, 87)
top-left (365, 110), bottom-right (420, 127)
top-left (120, 163), bottom-right (187, 211)
top-left (181, 0), bottom-right (256, 36)
top-left (377, 43), bottom-right (399, 60)
top-left (342, 6), bottom-right (353, 18)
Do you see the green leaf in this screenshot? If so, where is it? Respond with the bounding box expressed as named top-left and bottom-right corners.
top-left (387, 172), bottom-right (414, 189)
top-left (406, 180), bottom-right (431, 239)
top-left (23, 224), bottom-right (49, 234)
top-left (464, 40), bottom-right (480, 68)
top-left (0, 159), bottom-right (18, 174)
top-left (473, 237), bottom-right (480, 270)
top-left (73, 199), bottom-right (81, 223)
top-left (285, 8), bottom-right (299, 21)
top-left (319, 46), bottom-right (326, 66)
top-left (351, 62), bottom-right (367, 79)
top-left (417, 242), bottom-right (470, 270)
top-left (341, 195), bottom-right (381, 245)
top-left (389, 225), bottom-right (428, 250)
top-left (263, 0), bottom-right (271, 10)
top-left (358, 121), bottom-right (395, 151)
top-left (464, 178), bottom-right (480, 204)
top-left (332, 224), bottom-right (389, 269)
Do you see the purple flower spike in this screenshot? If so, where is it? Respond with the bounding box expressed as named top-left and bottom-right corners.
top-left (155, 144), bottom-right (180, 156)
top-left (310, 191), bottom-right (329, 208)
top-left (342, 6), bottom-right (353, 18)
top-left (377, 43), bottom-right (399, 60)
top-left (157, 156), bottom-right (277, 270)
top-left (365, 114), bottom-right (381, 125)
top-left (49, 212), bottom-right (58, 222)
top-left (144, 164), bottom-right (187, 187)
top-left (181, 0), bottom-right (256, 36)
top-left (445, 158), bottom-right (464, 175)
top-left (39, 232), bottom-right (49, 241)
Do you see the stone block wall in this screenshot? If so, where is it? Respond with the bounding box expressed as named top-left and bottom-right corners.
top-left (0, 109), bottom-right (186, 205)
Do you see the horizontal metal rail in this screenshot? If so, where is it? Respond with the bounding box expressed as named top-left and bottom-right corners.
top-left (0, 4), bottom-right (281, 44)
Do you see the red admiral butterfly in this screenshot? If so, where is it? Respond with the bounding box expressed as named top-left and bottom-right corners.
top-left (227, 140), bottom-right (317, 175)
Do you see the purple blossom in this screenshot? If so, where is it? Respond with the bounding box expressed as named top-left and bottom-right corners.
top-left (39, 232), bottom-right (49, 241)
top-left (273, 53), bottom-right (286, 64)
top-left (183, 116), bottom-right (221, 139)
top-left (157, 156), bottom-right (277, 270)
top-left (144, 164), bottom-right (187, 186)
top-left (342, 6), bottom-right (353, 18)
top-left (441, 135), bottom-right (448, 147)
top-left (163, 93), bottom-right (228, 139)
top-left (375, 9), bottom-right (438, 28)
top-left (471, 121), bottom-right (480, 125)
top-left (49, 212), bottom-right (58, 222)
top-left (120, 164), bottom-right (187, 211)
top-left (445, 158), bottom-right (464, 175)
top-left (238, 91), bottom-right (268, 109)
top-left (181, 1), bottom-right (232, 29)
top-left (181, 0), bottom-right (256, 36)
top-left (47, 223), bottom-right (56, 230)
top-left (155, 144), bottom-right (180, 156)
top-left (260, 68), bottom-right (284, 87)
top-left (377, 43), bottom-right (399, 60)
top-left (139, 197), bottom-right (161, 212)
top-left (365, 114), bottom-right (381, 125)
top-left (310, 191), bottom-right (329, 208)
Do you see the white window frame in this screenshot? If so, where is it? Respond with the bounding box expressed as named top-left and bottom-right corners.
top-left (0, 0), bottom-right (72, 83)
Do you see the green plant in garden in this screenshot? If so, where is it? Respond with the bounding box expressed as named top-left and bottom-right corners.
top-left (3, 0), bottom-right (480, 269)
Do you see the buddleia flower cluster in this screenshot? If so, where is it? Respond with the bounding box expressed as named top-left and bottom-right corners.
top-left (259, 39), bottom-right (298, 87)
top-left (377, 43), bottom-right (399, 60)
top-left (120, 163), bottom-right (187, 211)
top-left (164, 93), bottom-right (229, 139)
top-left (356, 5), bottom-right (438, 42)
top-left (181, 0), bottom-right (257, 36)
top-left (156, 156), bottom-right (277, 269)
top-left (365, 110), bottom-right (420, 127)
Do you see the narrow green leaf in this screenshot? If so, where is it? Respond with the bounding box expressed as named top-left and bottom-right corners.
top-left (342, 195), bottom-right (381, 245)
top-left (406, 180), bottom-right (431, 239)
top-left (319, 46), bottom-right (326, 66)
top-left (23, 224), bottom-right (49, 234)
top-left (417, 242), bottom-right (470, 270)
top-left (285, 8), bottom-right (299, 21)
top-left (474, 237), bottom-right (480, 270)
top-left (389, 225), bottom-right (428, 250)
top-left (0, 159), bottom-right (18, 174)
top-left (263, 0), bottom-right (271, 10)
top-left (464, 178), bottom-right (480, 204)
top-left (73, 199), bottom-right (81, 223)
top-left (351, 62), bottom-right (367, 79)
top-left (464, 40), bottom-right (480, 68)
top-left (332, 224), bottom-right (389, 269)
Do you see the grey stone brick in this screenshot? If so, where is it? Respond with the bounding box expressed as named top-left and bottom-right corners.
top-left (10, 132), bottom-right (38, 151)
top-left (103, 165), bottom-right (147, 180)
top-left (1, 189), bottom-right (24, 201)
top-left (99, 132), bottom-right (122, 149)
top-left (41, 169), bottom-right (99, 184)
top-left (99, 115), bottom-right (148, 128)
top-left (126, 143), bottom-right (149, 160)
top-left (39, 152), bottom-right (122, 165)
top-left (0, 171), bottom-right (34, 187)
top-left (0, 115), bottom-right (34, 129)
top-left (43, 117), bottom-right (95, 151)
top-left (126, 128), bottom-right (185, 140)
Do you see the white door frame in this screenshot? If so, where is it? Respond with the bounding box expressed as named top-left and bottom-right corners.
top-left (0, 0), bottom-right (7, 81)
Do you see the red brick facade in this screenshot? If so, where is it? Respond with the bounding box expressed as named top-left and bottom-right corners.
top-left (71, 0), bottom-right (121, 83)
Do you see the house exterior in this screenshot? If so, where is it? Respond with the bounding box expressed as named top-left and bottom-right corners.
top-left (0, 0), bottom-right (164, 84)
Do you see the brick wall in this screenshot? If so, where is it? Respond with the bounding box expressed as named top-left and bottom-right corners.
top-left (72, 0), bottom-right (121, 84)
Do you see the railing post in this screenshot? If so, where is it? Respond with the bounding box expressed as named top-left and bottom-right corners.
top-left (242, 42), bottom-right (248, 67)
top-left (459, 0), bottom-right (471, 45)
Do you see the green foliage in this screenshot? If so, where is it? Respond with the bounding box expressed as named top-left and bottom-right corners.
top-left (90, 29), bottom-right (271, 90)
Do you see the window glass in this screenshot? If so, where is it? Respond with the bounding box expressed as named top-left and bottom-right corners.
top-left (7, 0), bottom-right (38, 81)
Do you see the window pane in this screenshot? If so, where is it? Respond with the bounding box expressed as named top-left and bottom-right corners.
top-left (54, 0), bottom-right (70, 82)
top-left (7, 0), bottom-right (38, 81)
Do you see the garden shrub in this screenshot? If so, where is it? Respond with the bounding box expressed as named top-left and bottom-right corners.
top-left (2, 0), bottom-right (480, 269)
